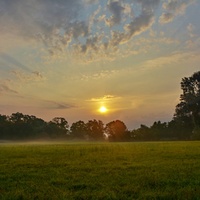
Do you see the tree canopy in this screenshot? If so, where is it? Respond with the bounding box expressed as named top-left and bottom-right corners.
top-left (174, 71), bottom-right (200, 139)
top-left (105, 120), bottom-right (130, 141)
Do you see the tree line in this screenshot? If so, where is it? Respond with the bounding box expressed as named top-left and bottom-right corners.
top-left (0, 71), bottom-right (200, 141)
top-left (0, 114), bottom-right (129, 141)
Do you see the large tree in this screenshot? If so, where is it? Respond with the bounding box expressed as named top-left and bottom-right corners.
top-left (105, 120), bottom-right (129, 141)
top-left (86, 120), bottom-right (104, 140)
top-left (46, 117), bottom-right (69, 138)
top-left (70, 120), bottom-right (88, 139)
top-left (4, 113), bottom-right (47, 139)
top-left (174, 71), bottom-right (200, 138)
top-left (52, 117), bottom-right (69, 133)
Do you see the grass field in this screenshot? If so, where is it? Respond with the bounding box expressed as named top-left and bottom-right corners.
top-left (0, 141), bottom-right (200, 199)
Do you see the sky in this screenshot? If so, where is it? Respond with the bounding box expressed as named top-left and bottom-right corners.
top-left (0, 0), bottom-right (200, 129)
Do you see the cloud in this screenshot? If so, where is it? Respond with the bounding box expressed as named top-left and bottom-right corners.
top-left (70, 31), bottom-right (179, 65)
top-left (67, 68), bottom-right (119, 81)
top-left (0, 0), bottom-right (159, 56)
top-left (32, 71), bottom-right (44, 79)
top-left (159, 0), bottom-right (195, 24)
top-left (106, 1), bottom-right (125, 27)
top-left (141, 51), bottom-right (199, 70)
top-left (52, 102), bottom-right (74, 110)
top-left (70, 0), bottom-right (160, 63)
top-left (125, 11), bottom-right (155, 39)
top-left (44, 100), bottom-right (75, 110)
top-left (0, 82), bottom-right (18, 94)
top-left (159, 12), bottom-right (174, 24)
top-left (11, 70), bottom-right (45, 83)
top-left (0, 0), bottom-right (81, 38)
top-left (89, 95), bottom-right (120, 102)
top-left (0, 0), bottom-right (195, 63)
top-left (0, 53), bottom-right (32, 72)
top-left (0, 52), bottom-right (45, 84)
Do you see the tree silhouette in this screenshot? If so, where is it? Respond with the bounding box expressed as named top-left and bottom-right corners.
top-left (52, 117), bottom-right (69, 134)
top-left (0, 114), bottom-right (9, 139)
top-left (150, 121), bottom-right (168, 140)
top-left (70, 120), bottom-right (88, 139)
top-left (105, 120), bottom-right (129, 141)
top-left (174, 71), bottom-right (200, 138)
top-left (131, 124), bottom-right (150, 141)
top-left (86, 120), bottom-right (104, 140)
top-left (8, 113), bottom-right (33, 139)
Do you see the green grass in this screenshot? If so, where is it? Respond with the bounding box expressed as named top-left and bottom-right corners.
top-left (0, 141), bottom-right (200, 199)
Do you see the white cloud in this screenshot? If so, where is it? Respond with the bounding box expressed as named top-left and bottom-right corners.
top-left (89, 95), bottom-right (121, 102)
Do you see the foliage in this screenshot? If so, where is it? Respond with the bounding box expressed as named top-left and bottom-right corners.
top-left (131, 122), bottom-right (169, 141)
top-left (0, 113), bottom-right (69, 140)
top-left (86, 120), bottom-right (104, 140)
top-left (105, 120), bottom-right (130, 141)
top-left (174, 71), bottom-right (200, 138)
top-left (47, 117), bottom-right (69, 138)
top-left (70, 120), bottom-right (88, 139)
top-left (52, 117), bottom-right (69, 132)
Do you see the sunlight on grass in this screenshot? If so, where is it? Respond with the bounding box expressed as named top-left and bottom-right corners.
top-left (0, 142), bottom-right (200, 199)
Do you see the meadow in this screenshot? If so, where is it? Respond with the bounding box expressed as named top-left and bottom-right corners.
top-left (0, 141), bottom-right (200, 199)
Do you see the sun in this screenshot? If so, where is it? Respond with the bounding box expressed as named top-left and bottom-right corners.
top-left (99, 106), bottom-right (108, 113)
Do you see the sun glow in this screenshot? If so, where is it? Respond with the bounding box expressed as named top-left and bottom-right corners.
top-left (99, 106), bottom-right (108, 113)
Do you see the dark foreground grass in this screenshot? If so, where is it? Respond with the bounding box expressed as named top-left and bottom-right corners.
top-left (0, 141), bottom-right (200, 199)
